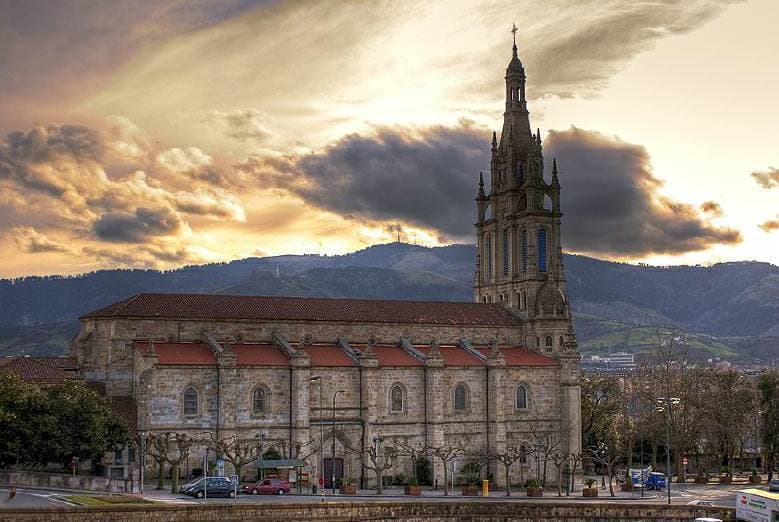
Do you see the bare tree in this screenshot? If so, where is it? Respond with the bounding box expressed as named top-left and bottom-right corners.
top-left (567, 452), bottom-right (583, 495)
top-left (428, 444), bottom-right (464, 495)
top-left (491, 446), bottom-right (525, 496)
top-left (531, 429), bottom-right (561, 487)
top-left (207, 434), bottom-right (258, 481)
top-left (143, 432), bottom-right (168, 490)
top-left (392, 438), bottom-right (428, 483)
top-left (360, 439), bottom-right (397, 494)
top-left (165, 433), bottom-right (197, 494)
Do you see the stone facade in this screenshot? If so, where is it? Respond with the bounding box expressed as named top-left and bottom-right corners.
top-left (71, 36), bottom-right (581, 490)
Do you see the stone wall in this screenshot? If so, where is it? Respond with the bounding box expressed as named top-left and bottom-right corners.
top-left (0, 501), bottom-right (737, 522)
top-left (0, 470), bottom-right (135, 493)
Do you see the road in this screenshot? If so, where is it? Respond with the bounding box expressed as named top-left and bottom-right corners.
top-left (0, 487), bottom-right (73, 509)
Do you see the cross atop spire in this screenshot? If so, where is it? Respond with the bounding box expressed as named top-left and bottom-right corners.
top-left (511, 22), bottom-right (518, 45)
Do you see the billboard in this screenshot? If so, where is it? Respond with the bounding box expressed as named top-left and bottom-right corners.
top-left (736, 490), bottom-right (779, 522)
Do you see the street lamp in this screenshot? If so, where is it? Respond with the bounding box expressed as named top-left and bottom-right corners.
top-left (255, 432), bottom-right (265, 481)
top-left (656, 397), bottom-right (680, 505)
top-left (310, 376), bottom-right (324, 494)
top-left (332, 389), bottom-right (345, 494)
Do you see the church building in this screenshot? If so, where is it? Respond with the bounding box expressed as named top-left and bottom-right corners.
top-left (73, 34), bottom-right (581, 489)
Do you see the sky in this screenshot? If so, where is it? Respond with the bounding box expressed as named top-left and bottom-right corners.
top-left (0, 0), bottom-right (777, 277)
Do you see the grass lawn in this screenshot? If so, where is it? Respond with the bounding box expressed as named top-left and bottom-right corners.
top-left (64, 495), bottom-right (154, 506)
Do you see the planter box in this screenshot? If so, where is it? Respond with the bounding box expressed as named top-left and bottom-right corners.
top-left (718, 476), bottom-right (732, 484)
top-left (694, 476), bottom-right (709, 484)
top-left (527, 487), bottom-right (543, 497)
top-left (582, 487), bottom-right (598, 497)
top-left (340, 484), bottom-right (357, 495)
top-left (461, 485), bottom-right (480, 496)
top-left (749, 476), bottom-right (762, 484)
top-left (405, 485), bottom-right (422, 496)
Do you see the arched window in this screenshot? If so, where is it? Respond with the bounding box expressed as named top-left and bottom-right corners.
top-left (485, 235), bottom-right (493, 278)
top-left (454, 384), bottom-right (467, 412)
top-left (516, 385), bottom-right (528, 410)
top-left (502, 228), bottom-right (510, 276)
top-left (545, 336), bottom-right (553, 348)
top-left (521, 229), bottom-right (528, 272)
top-left (535, 336), bottom-right (540, 347)
top-left (253, 386), bottom-right (269, 414)
top-left (559, 336), bottom-right (564, 347)
top-left (537, 227), bottom-right (548, 273)
top-left (520, 444), bottom-right (528, 464)
top-left (183, 387), bottom-right (198, 416)
top-left (390, 384), bottom-right (403, 413)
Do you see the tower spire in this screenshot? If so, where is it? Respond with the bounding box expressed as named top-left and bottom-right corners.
top-left (551, 158), bottom-right (560, 188)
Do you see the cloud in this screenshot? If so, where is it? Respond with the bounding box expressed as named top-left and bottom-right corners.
top-left (751, 168), bottom-right (779, 189)
top-left (700, 201), bottom-right (723, 217)
top-left (241, 123), bottom-right (488, 241)
top-left (546, 127), bottom-right (741, 256)
top-left (205, 109), bottom-right (274, 144)
top-left (93, 206), bottom-right (184, 243)
top-left (12, 226), bottom-right (73, 254)
top-left (759, 218), bottom-right (779, 233)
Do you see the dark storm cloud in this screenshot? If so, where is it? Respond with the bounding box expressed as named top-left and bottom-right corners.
top-left (700, 201), bottom-right (724, 216)
top-left (0, 125), bottom-right (104, 196)
top-left (93, 206), bottom-right (183, 243)
top-left (546, 127), bottom-right (741, 256)
top-left (243, 124), bottom-right (489, 240)
top-left (244, 122), bottom-right (740, 256)
top-left (751, 168), bottom-right (779, 189)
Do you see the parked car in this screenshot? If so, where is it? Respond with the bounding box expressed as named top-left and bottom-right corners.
top-left (645, 472), bottom-right (667, 490)
top-left (181, 477), bottom-right (236, 498)
top-left (243, 478), bottom-right (291, 495)
top-left (769, 479), bottom-right (779, 492)
top-left (687, 500), bottom-right (715, 506)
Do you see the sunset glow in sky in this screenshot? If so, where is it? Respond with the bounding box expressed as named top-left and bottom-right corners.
top-left (1, 0), bottom-right (777, 277)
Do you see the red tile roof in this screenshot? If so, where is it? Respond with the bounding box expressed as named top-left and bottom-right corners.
top-left (352, 344), bottom-right (424, 367)
top-left (415, 345), bottom-right (486, 366)
top-left (0, 357), bottom-right (77, 383)
top-left (82, 293), bottom-right (523, 327)
top-left (299, 344), bottom-right (356, 367)
top-left (474, 346), bottom-right (560, 366)
top-left (34, 356), bottom-right (78, 371)
top-left (135, 341), bottom-right (217, 365)
top-left (232, 344), bottom-right (289, 366)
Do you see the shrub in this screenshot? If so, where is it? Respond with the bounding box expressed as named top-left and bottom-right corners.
top-left (407, 477), bottom-right (419, 487)
top-left (415, 457), bottom-right (433, 486)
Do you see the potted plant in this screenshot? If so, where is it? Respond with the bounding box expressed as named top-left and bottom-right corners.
top-left (749, 468), bottom-right (762, 484)
top-left (460, 462), bottom-right (481, 496)
top-left (582, 478), bottom-right (598, 497)
top-left (405, 477), bottom-right (422, 496)
top-left (526, 479), bottom-right (543, 497)
top-left (340, 477), bottom-right (357, 495)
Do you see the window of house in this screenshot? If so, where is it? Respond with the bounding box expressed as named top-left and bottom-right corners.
top-left (537, 227), bottom-right (547, 273)
top-left (516, 385), bottom-right (528, 410)
top-left (535, 336), bottom-right (540, 347)
top-left (183, 387), bottom-right (199, 416)
top-left (390, 385), bottom-right (403, 413)
top-left (114, 449), bottom-right (123, 465)
top-left (454, 384), bottom-right (467, 412)
top-left (253, 386), bottom-right (268, 414)
top-left (545, 336), bottom-right (553, 348)
top-left (559, 336), bottom-right (564, 347)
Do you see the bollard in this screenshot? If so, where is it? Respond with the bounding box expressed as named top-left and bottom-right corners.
top-left (482, 479), bottom-right (489, 497)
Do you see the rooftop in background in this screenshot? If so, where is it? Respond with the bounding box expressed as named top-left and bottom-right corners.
top-left (0, 356), bottom-right (78, 383)
top-left (82, 292), bottom-right (524, 326)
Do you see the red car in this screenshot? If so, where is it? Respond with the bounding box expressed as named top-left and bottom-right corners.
top-left (244, 478), bottom-right (291, 495)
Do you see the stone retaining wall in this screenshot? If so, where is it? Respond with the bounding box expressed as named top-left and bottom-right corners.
top-left (0, 500), bottom-right (736, 521)
top-left (0, 470), bottom-right (135, 494)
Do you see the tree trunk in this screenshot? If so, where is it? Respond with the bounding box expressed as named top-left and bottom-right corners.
top-left (170, 462), bottom-right (179, 493)
top-left (607, 466), bottom-right (615, 497)
top-left (651, 445), bottom-right (658, 468)
top-left (156, 459), bottom-right (165, 490)
top-left (376, 468), bottom-right (383, 494)
top-left (441, 459), bottom-right (449, 496)
top-left (505, 464), bottom-right (511, 496)
top-left (557, 466), bottom-right (563, 496)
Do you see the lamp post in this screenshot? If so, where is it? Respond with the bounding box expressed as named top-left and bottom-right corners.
top-left (373, 436), bottom-right (383, 490)
top-left (310, 376), bottom-right (324, 494)
top-left (332, 389), bottom-right (345, 494)
top-left (255, 432), bottom-right (265, 481)
top-left (656, 397), bottom-right (680, 505)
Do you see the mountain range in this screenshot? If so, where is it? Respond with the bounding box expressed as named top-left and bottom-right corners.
top-left (1, 243), bottom-right (777, 362)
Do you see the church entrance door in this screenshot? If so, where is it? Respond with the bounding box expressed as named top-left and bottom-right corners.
top-left (323, 458), bottom-right (343, 489)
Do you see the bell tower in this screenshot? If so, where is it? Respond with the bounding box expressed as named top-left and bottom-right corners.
top-left (474, 26), bottom-right (568, 329)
